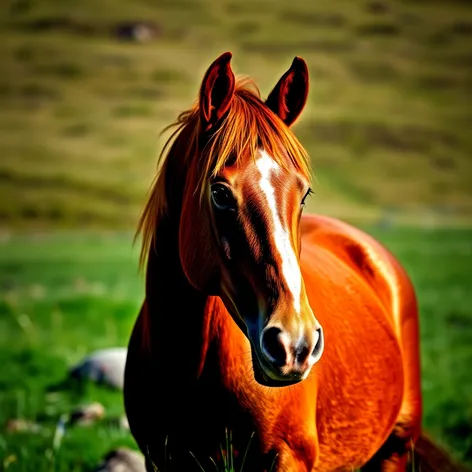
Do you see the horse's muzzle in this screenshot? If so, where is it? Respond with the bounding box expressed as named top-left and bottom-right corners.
top-left (251, 326), bottom-right (324, 387)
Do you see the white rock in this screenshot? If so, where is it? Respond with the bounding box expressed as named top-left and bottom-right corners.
top-left (6, 418), bottom-right (42, 433)
top-left (94, 448), bottom-right (146, 472)
top-left (70, 402), bottom-right (105, 425)
top-left (69, 347), bottom-right (127, 389)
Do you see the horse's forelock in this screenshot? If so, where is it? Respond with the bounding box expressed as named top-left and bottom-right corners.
top-left (135, 77), bottom-right (311, 270)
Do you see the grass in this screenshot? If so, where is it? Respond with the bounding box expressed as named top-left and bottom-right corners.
top-left (0, 226), bottom-right (471, 470)
top-left (0, 0), bottom-right (471, 228)
top-left (0, 232), bottom-right (142, 470)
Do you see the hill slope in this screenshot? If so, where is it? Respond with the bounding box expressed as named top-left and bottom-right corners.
top-left (0, 0), bottom-right (471, 229)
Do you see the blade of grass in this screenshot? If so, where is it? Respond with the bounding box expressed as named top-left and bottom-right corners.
top-left (229, 429), bottom-right (233, 472)
top-left (189, 450), bottom-right (206, 472)
top-left (239, 432), bottom-right (254, 472)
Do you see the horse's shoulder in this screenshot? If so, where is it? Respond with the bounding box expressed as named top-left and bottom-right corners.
top-left (300, 213), bottom-right (394, 264)
top-left (300, 213), bottom-right (414, 312)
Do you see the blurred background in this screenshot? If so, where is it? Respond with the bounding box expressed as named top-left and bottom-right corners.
top-left (0, 0), bottom-right (471, 470)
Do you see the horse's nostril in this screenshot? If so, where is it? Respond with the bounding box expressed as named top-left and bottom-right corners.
top-left (261, 327), bottom-right (287, 366)
top-left (296, 344), bottom-right (310, 364)
top-left (311, 327), bottom-right (324, 361)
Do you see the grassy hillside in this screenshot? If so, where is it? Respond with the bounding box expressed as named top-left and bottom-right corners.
top-left (0, 0), bottom-right (471, 229)
top-left (0, 227), bottom-right (471, 470)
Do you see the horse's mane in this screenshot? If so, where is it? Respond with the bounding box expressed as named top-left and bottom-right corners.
top-left (136, 76), bottom-right (311, 269)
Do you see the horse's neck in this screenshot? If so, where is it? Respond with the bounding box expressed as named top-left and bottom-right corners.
top-left (142, 216), bottom-right (256, 395)
top-left (143, 216), bottom-right (214, 378)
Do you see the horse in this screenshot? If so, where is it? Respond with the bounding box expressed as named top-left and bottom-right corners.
top-left (123, 52), bottom-right (456, 472)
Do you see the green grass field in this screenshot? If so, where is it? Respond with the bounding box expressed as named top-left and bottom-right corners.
top-left (0, 227), bottom-right (471, 471)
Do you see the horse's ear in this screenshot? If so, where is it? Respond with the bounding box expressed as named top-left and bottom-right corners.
top-left (199, 52), bottom-right (236, 131)
top-left (265, 56), bottom-right (309, 127)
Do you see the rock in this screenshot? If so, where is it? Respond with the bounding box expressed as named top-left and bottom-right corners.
top-left (69, 347), bottom-right (127, 390)
top-left (6, 418), bottom-right (42, 433)
top-left (70, 402), bottom-right (105, 425)
top-left (120, 415), bottom-right (130, 430)
top-left (94, 448), bottom-right (146, 472)
top-left (114, 21), bottom-right (161, 43)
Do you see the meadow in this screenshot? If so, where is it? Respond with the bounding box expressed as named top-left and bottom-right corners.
top-left (0, 0), bottom-right (471, 470)
top-left (1, 227), bottom-right (471, 471)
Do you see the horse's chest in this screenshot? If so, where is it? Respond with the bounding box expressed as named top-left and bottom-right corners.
top-left (314, 347), bottom-right (405, 469)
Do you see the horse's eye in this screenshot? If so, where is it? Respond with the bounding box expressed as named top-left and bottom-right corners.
top-left (211, 184), bottom-right (236, 211)
top-left (301, 188), bottom-right (313, 206)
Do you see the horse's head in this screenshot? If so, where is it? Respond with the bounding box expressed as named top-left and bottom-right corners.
top-left (155, 52), bottom-right (323, 387)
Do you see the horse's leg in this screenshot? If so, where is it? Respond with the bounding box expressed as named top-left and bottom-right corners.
top-left (265, 435), bottom-right (318, 472)
top-left (361, 272), bottom-right (422, 472)
top-left (360, 402), bottom-right (420, 471)
top-left (269, 448), bottom-right (309, 472)
top-left (360, 426), bottom-right (410, 471)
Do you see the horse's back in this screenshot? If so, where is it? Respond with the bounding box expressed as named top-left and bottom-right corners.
top-left (300, 213), bottom-right (422, 466)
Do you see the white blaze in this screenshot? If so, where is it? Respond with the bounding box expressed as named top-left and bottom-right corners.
top-left (256, 150), bottom-right (302, 314)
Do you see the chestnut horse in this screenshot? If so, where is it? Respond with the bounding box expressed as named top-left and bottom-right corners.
top-left (124, 52), bottom-right (454, 471)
